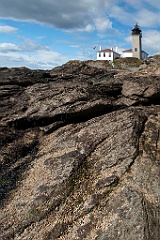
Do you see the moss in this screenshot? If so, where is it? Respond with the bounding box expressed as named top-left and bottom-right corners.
top-left (0, 179), bottom-right (10, 185)
top-left (114, 57), bottom-right (143, 68)
top-left (69, 181), bottom-right (75, 193)
top-left (28, 208), bottom-right (45, 222)
top-left (113, 60), bottom-right (122, 69)
top-left (68, 160), bottom-right (88, 195)
top-left (76, 197), bottom-right (84, 205)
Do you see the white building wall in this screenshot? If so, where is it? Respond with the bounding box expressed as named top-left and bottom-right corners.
top-left (97, 52), bottom-right (114, 61)
top-left (122, 51), bottom-right (148, 60)
top-left (122, 52), bottom-right (133, 58)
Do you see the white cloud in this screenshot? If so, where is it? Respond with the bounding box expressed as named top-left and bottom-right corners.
top-left (83, 24), bottom-right (95, 33)
top-left (0, 0), bottom-right (93, 29)
top-left (145, 0), bottom-right (160, 9)
top-left (110, 1), bottom-right (160, 28)
top-left (123, 0), bottom-right (143, 9)
top-left (0, 0), bottom-right (159, 32)
top-left (72, 24), bottom-right (95, 33)
top-left (0, 43), bottom-right (19, 52)
top-left (0, 37), bottom-right (70, 69)
top-left (0, 38), bottom-right (47, 53)
top-left (69, 45), bottom-right (80, 48)
top-left (135, 9), bottom-right (160, 27)
top-left (19, 38), bottom-right (47, 51)
top-left (0, 25), bottom-right (18, 33)
top-left (0, 0), bottom-right (115, 33)
top-left (0, 49), bottom-right (69, 69)
top-left (94, 17), bottom-right (112, 33)
top-left (143, 30), bottom-right (160, 55)
top-left (125, 35), bottom-right (132, 44)
top-left (110, 6), bottom-right (134, 26)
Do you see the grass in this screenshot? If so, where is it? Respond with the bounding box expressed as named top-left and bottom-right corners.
top-left (114, 57), bottom-right (143, 68)
top-left (67, 60), bottom-right (81, 64)
top-left (154, 54), bottom-right (160, 60)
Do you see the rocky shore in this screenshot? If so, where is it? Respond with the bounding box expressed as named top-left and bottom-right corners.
top-left (0, 56), bottom-right (160, 239)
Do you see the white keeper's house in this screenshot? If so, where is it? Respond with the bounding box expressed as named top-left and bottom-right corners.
top-left (97, 24), bottom-right (148, 61)
top-left (97, 47), bottom-right (121, 61)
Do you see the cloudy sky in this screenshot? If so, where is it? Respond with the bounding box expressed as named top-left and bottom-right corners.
top-left (0, 0), bottom-right (160, 69)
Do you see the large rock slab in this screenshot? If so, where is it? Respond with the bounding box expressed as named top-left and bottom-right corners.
top-left (0, 60), bottom-right (160, 239)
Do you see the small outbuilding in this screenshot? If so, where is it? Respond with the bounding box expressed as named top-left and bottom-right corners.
top-left (122, 49), bottom-right (148, 60)
top-left (122, 49), bottom-right (133, 58)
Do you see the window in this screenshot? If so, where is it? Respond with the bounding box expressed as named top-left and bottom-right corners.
top-left (135, 48), bottom-right (137, 52)
top-left (99, 52), bottom-right (101, 57)
top-left (109, 52), bottom-right (111, 57)
top-left (103, 53), bottom-right (105, 57)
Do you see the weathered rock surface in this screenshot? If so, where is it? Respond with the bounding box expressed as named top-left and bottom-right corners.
top-left (0, 58), bottom-right (160, 239)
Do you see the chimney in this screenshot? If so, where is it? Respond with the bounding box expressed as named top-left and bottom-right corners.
top-left (100, 46), bottom-right (102, 51)
top-left (111, 47), bottom-right (113, 51)
top-left (116, 47), bottom-right (118, 53)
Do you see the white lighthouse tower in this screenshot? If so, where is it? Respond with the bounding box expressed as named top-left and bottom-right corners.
top-left (132, 23), bottom-right (142, 60)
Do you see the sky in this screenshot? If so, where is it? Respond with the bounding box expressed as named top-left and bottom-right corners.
top-left (0, 0), bottom-right (159, 69)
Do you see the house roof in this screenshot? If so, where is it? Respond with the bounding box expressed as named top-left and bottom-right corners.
top-left (123, 49), bottom-right (148, 55)
top-left (123, 49), bottom-right (132, 53)
top-left (142, 50), bottom-right (148, 55)
top-left (97, 48), bottom-right (121, 55)
top-left (97, 48), bottom-right (112, 52)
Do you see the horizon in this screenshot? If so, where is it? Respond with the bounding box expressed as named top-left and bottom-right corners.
top-left (0, 0), bottom-right (160, 70)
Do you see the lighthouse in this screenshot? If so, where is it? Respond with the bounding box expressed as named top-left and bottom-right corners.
top-left (132, 23), bottom-right (142, 59)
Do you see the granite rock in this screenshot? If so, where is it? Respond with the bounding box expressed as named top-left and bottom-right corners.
top-left (0, 58), bottom-right (160, 239)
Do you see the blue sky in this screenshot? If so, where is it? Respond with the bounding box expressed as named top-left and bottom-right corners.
top-left (0, 0), bottom-right (159, 69)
